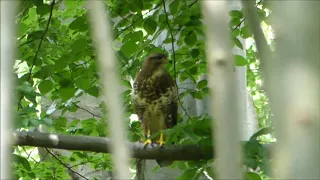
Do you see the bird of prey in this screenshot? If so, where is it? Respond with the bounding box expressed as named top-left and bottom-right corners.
top-left (131, 53), bottom-right (178, 167)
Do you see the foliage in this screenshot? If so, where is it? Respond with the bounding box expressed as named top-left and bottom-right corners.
top-left (13, 0), bottom-right (273, 179)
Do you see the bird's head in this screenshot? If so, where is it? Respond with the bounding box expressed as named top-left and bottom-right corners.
top-left (141, 53), bottom-right (169, 73)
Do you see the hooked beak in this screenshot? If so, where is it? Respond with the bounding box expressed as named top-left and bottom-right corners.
top-left (163, 57), bottom-right (170, 64)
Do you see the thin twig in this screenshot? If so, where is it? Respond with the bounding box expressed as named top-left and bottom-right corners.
top-left (232, 19), bottom-right (245, 32)
top-left (71, 102), bottom-right (102, 118)
top-left (22, 147), bottom-right (37, 162)
top-left (231, 2), bottom-right (261, 32)
top-left (188, 0), bottom-right (198, 8)
top-left (18, 0), bottom-right (56, 110)
top-left (162, 0), bottom-right (193, 121)
top-left (115, 3), bottom-right (162, 39)
top-left (18, 38), bottom-right (41, 48)
top-left (45, 148), bottom-right (89, 180)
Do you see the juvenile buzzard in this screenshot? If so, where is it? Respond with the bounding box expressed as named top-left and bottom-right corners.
top-left (131, 53), bottom-right (178, 167)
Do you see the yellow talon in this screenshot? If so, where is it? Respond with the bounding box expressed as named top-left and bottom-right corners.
top-left (143, 129), bottom-right (152, 146)
top-left (156, 132), bottom-right (165, 146)
top-left (143, 139), bottom-right (152, 145)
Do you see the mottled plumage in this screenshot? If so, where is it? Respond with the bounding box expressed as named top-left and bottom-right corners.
top-left (131, 53), bottom-right (178, 167)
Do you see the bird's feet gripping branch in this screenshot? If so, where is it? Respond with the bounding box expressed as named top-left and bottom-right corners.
top-left (143, 130), bottom-right (165, 148)
top-left (156, 132), bottom-right (165, 147)
top-left (143, 130), bottom-right (153, 147)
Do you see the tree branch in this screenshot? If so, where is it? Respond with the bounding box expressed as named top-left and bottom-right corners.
top-left (44, 148), bottom-right (89, 180)
top-left (13, 131), bottom-right (213, 161)
top-left (162, 0), bottom-right (193, 122)
top-left (241, 0), bottom-right (271, 77)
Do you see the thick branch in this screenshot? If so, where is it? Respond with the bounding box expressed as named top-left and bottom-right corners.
top-left (13, 131), bottom-right (213, 161)
top-left (241, 0), bottom-right (271, 77)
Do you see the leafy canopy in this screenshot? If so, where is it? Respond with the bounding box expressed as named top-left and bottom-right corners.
top-left (13, 0), bottom-right (272, 179)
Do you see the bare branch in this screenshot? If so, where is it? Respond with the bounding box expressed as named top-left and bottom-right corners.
top-left (87, 1), bottom-right (131, 179)
top-left (71, 102), bottom-right (102, 118)
top-left (201, 1), bottom-right (243, 179)
top-left (13, 131), bottom-right (213, 161)
top-left (45, 148), bottom-right (89, 180)
top-left (162, 0), bottom-right (193, 122)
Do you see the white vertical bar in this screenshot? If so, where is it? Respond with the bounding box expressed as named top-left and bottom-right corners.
top-left (268, 1), bottom-right (320, 179)
top-left (86, 1), bottom-right (131, 179)
top-left (201, 1), bottom-right (242, 179)
top-left (1, 1), bottom-right (18, 179)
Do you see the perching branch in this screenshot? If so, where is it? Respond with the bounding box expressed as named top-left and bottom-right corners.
top-left (13, 131), bottom-right (213, 161)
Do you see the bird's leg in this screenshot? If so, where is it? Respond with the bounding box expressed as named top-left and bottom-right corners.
top-left (143, 129), bottom-right (152, 146)
top-left (156, 132), bottom-right (165, 147)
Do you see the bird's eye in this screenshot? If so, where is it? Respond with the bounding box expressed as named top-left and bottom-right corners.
top-left (153, 56), bottom-right (162, 61)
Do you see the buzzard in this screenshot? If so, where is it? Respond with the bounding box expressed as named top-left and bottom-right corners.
top-left (131, 53), bottom-right (178, 167)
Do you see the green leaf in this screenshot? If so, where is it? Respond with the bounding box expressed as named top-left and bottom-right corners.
top-left (169, 0), bottom-right (180, 13)
top-left (232, 37), bottom-right (243, 49)
top-left (120, 41), bottom-right (139, 57)
top-left (184, 32), bottom-right (197, 46)
top-left (71, 38), bottom-right (87, 54)
top-left (189, 66), bottom-right (198, 75)
top-left (58, 87), bottom-right (76, 101)
top-left (33, 65), bottom-right (53, 79)
top-left (13, 154), bottom-right (31, 171)
top-left (173, 13), bottom-right (190, 25)
top-left (82, 118), bottom-right (97, 133)
top-left (232, 28), bottom-right (240, 37)
top-left (197, 80), bottom-right (207, 89)
top-left (54, 117), bottom-right (68, 130)
top-left (181, 61), bottom-right (195, 68)
top-left (28, 30), bottom-right (45, 40)
top-left (69, 16), bottom-right (88, 32)
top-left (257, 8), bottom-right (267, 21)
top-left (130, 0), bottom-right (143, 12)
top-left (179, 72), bottom-right (189, 82)
top-left (229, 10), bottom-right (243, 19)
top-left (75, 77), bottom-right (91, 90)
top-left (234, 55), bottom-right (247, 66)
top-left (250, 127), bottom-right (272, 140)
top-left (42, 117), bottom-right (53, 126)
top-left (38, 80), bottom-right (53, 94)
top-left (86, 86), bottom-right (100, 97)
top-left (190, 49), bottom-right (199, 58)
top-left (59, 78), bottom-right (73, 88)
top-left (131, 31), bottom-right (144, 42)
top-left (177, 169), bottom-right (197, 180)
top-left (143, 18), bottom-right (157, 34)
top-left (186, 20), bottom-right (202, 27)
top-left (19, 23), bottom-right (28, 37)
top-left (241, 26), bottom-right (252, 39)
top-left (245, 172), bottom-right (262, 180)
top-left (36, 4), bottom-right (51, 16)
